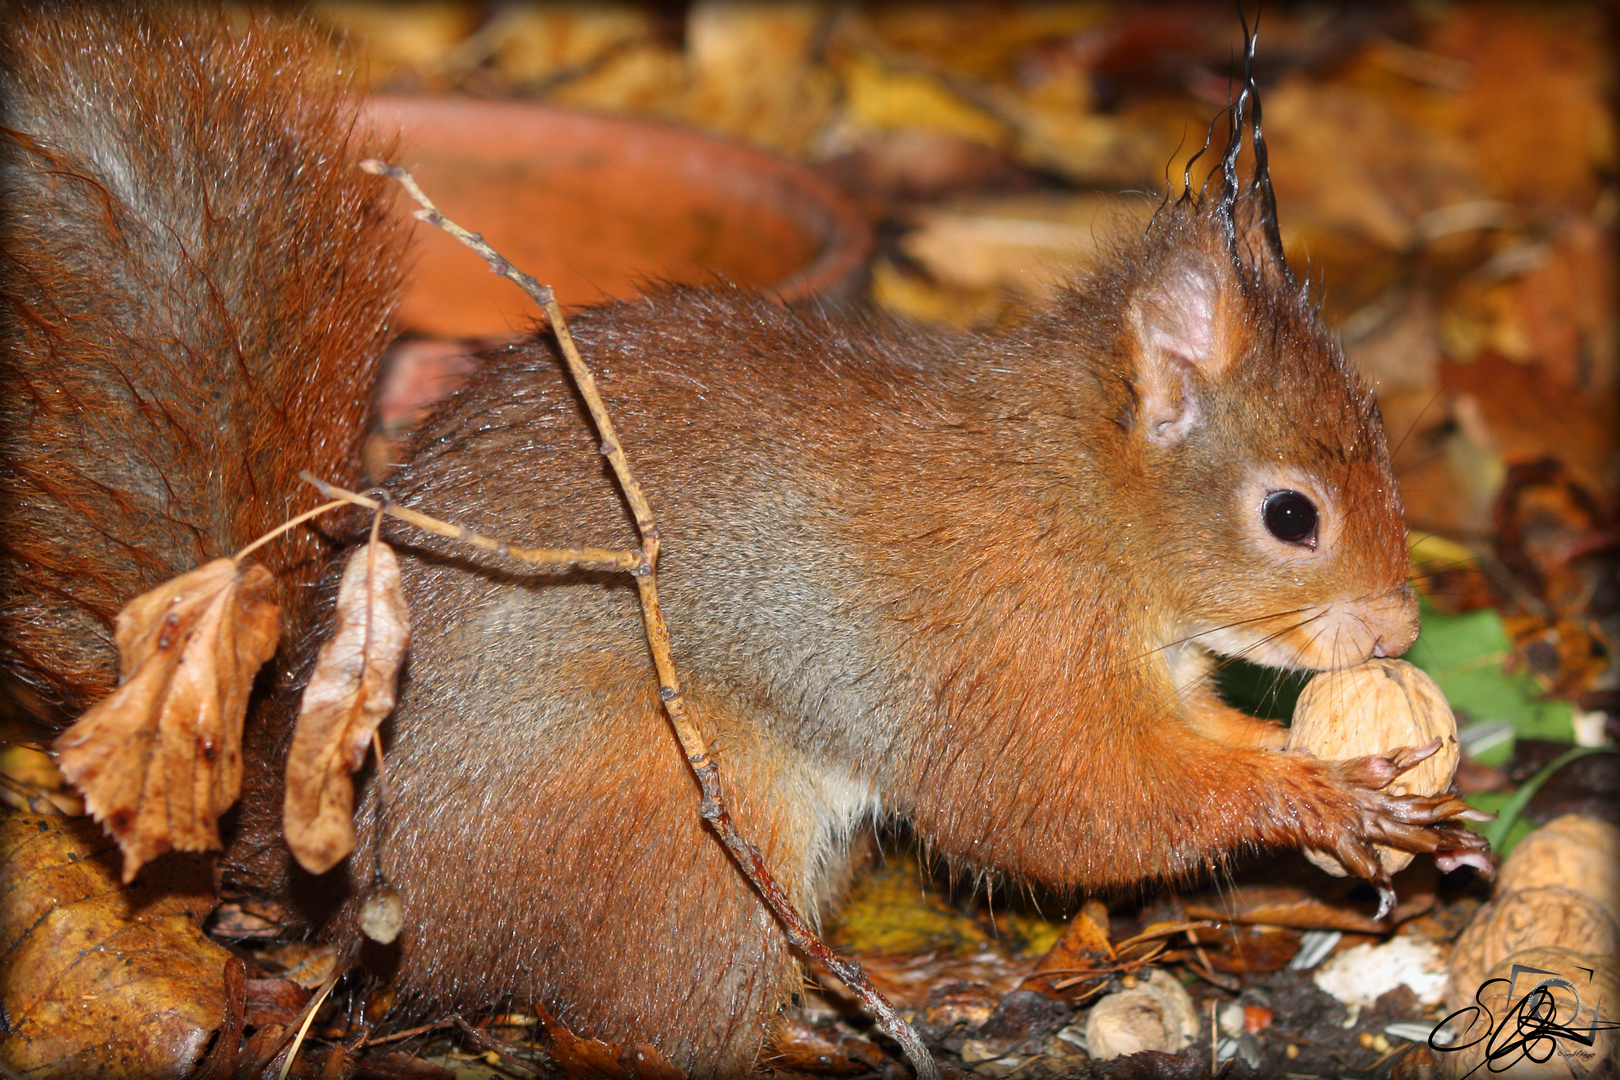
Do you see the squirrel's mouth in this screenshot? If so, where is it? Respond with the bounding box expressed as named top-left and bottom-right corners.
top-left (1188, 591), bottom-right (1421, 673)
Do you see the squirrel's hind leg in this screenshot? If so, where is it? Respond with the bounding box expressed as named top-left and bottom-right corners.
top-left (333, 669), bottom-right (832, 1078)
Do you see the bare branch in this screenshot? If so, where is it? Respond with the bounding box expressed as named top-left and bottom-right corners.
top-left (299, 473), bottom-right (642, 572)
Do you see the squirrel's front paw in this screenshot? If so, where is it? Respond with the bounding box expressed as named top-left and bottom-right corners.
top-left (1316, 744), bottom-right (1494, 917)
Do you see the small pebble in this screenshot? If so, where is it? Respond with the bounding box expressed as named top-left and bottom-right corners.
top-left (358, 881), bottom-right (405, 944)
top-left (959, 1039), bottom-right (999, 1064)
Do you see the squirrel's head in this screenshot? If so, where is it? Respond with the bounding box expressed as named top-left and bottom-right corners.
top-left (1070, 16), bottom-right (1416, 673)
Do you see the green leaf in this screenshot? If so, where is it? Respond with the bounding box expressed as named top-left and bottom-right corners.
top-left (1481, 746), bottom-right (1617, 853)
top-left (1405, 599), bottom-right (1574, 763)
top-left (1463, 791), bottom-right (1537, 855)
top-left (1212, 660), bottom-right (1312, 722)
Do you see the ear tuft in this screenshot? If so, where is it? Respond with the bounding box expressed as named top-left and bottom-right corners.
top-left (1131, 262), bottom-right (1221, 446)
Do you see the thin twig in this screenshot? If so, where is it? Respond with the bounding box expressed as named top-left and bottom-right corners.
top-left (235, 499), bottom-right (346, 561)
top-left (1111, 920), bottom-right (1222, 954)
top-left (299, 473), bottom-right (641, 571)
top-left (451, 1016), bottom-right (539, 1075)
top-left (358, 161), bottom-right (659, 551)
top-left (1210, 999), bottom-right (1219, 1075)
top-left (278, 970), bottom-right (340, 1080)
top-left (1184, 926), bottom-right (1238, 989)
top-left (364, 159), bottom-right (939, 1078)
top-left (366, 1020), bottom-right (454, 1047)
top-left (1026, 939), bottom-right (1169, 991)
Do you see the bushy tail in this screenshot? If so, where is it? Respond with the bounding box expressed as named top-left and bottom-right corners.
top-left (0, 7), bottom-right (405, 717)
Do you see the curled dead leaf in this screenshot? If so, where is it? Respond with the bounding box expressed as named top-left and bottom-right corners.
top-left (767, 1016), bottom-right (887, 1075)
top-left (284, 540), bottom-right (410, 874)
top-left (53, 557), bottom-right (280, 882)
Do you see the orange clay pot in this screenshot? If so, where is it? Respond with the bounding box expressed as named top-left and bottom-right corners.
top-left (364, 96), bottom-right (873, 340)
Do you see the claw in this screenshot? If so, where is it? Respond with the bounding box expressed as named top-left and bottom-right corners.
top-left (1436, 849), bottom-right (1496, 877)
top-left (1389, 739), bottom-right (1442, 773)
top-left (1374, 883), bottom-right (1397, 922)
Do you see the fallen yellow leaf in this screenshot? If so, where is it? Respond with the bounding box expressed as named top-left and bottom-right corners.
top-left (0, 810), bottom-right (230, 1078)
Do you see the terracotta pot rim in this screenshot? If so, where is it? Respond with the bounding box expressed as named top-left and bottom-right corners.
top-left (366, 93), bottom-right (873, 308)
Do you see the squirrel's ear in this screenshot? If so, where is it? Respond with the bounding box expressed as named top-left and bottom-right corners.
top-left (1128, 260), bottom-right (1228, 447)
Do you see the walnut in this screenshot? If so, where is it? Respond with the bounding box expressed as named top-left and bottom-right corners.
top-left (1436, 946), bottom-right (1618, 1080)
top-left (1447, 886), bottom-right (1620, 1012)
top-left (1286, 659), bottom-right (1460, 876)
top-left (1496, 815), bottom-right (1620, 926)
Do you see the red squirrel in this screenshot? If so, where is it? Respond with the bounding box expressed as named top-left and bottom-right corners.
top-left (2, 7), bottom-right (1490, 1077)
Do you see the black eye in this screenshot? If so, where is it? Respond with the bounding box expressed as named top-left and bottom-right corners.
top-left (1263, 490), bottom-right (1318, 545)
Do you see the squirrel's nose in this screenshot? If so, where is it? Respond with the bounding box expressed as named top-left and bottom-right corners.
top-left (1371, 638), bottom-right (1389, 658)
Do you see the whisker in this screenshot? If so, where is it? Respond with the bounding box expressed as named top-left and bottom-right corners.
top-left (1172, 613), bottom-right (1327, 704)
top-left (1258, 662), bottom-right (1308, 720)
top-left (1389, 389), bottom-right (1445, 462)
top-left (1313, 618), bottom-right (1336, 665)
top-left (1407, 553), bottom-right (1487, 575)
top-left (1127, 605), bottom-right (1316, 667)
top-left (1395, 447), bottom-right (1449, 481)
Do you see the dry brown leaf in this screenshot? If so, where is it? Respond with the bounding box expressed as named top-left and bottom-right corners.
top-left (815, 949), bottom-right (1034, 1013)
top-left (0, 810), bottom-right (231, 1079)
top-left (1033, 899), bottom-right (1114, 976)
top-left (767, 1016), bottom-right (887, 1075)
top-left (486, 5), bottom-right (659, 87)
top-left (1428, 6), bottom-right (1611, 213)
top-left (1181, 865), bottom-right (1439, 934)
top-left (683, 5), bottom-right (839, 157)
top-left (53, 557), bottom-right (280, 882)
top-left (284, 540), bottom-right (410, 874)
top-left (900, 193), bottom-right (1154, 297)
top-left (0, 728), bottom-right (83, 816)
top-left (1265, 75), bottom-right (1483, 254)
top-left (1195, 924), bottom-right (1303, 975)
top-left (542, 1010), bottom-right (684, 1080)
